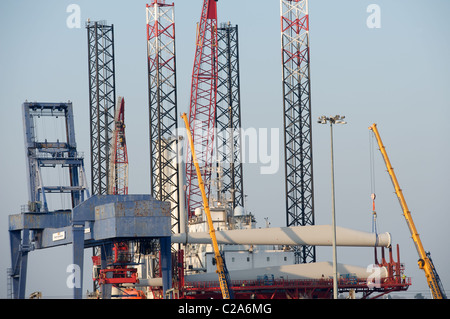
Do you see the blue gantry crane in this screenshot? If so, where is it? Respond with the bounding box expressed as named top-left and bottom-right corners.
top-left (8, 102), bottom-right (173, 299)
top-left (22, 102), bottom-right (90, 212)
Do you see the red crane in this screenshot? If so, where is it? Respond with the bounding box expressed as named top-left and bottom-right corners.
top-left (92, 97), bottom-right (138, 296)
top-left (185, 0), bottom-right (218, 217)
top-left (109, 96), bottom-right (130, 266)
top-left (109, 96), bottom-right (129, 196)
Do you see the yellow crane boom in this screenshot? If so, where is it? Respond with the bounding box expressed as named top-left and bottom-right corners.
top-left (369, 123), bottom-right (446, 299)
top-left (181, 113), bottom-right (233, 299)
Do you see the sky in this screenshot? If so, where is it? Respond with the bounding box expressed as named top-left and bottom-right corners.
top-left (0, 0), bottom-right (449, 299)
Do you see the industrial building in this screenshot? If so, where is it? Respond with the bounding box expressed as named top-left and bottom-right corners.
top-left (11, 0), bottom-right (449, 300)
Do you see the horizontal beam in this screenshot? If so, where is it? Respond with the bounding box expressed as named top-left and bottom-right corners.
top-left (9, 195), bottom-right (172, 249)
top-left (9, 211), bottom-right (71, 231)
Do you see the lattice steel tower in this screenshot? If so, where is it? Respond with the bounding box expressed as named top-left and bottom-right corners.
top-left (281, 0), bottom-right (315, 263)
top-left (185, 0), bottom-right (218, 217)
top-left (147, 1), bottom-right (181, 233)
top-left (86, 21), bottom-right (116, 196)
top-left (86, 20), bottom-right (116, 295)
top-left (215, 22), bottom-right (245, 211)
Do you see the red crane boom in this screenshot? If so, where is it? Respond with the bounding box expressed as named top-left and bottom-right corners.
top-left (185, 0), bottom-right (218, 217)
top-left (109, 96), bottom-right (129, 195)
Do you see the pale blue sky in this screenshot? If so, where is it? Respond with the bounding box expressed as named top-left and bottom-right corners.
top-left (1, 0), bottom-right (449, 298)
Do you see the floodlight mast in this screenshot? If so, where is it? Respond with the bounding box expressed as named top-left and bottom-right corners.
top-left (318, 114), bottom-right (347, 299)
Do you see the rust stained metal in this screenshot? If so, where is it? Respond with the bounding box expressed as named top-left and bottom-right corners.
top-left (9, 211), bottom-right (71, 230)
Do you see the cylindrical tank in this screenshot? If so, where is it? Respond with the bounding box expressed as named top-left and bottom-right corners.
top-left (234, 205), bottom-right (245, 217)
top-left (194, 207), bottom-right (202, 217)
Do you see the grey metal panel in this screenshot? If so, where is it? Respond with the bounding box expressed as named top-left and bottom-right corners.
top-left (8, 211), bottom-right (72, 230)
top-left (71, 194), bottom-right (153, 222)
top-left (93, 200), bottom-right (171, 240)
top-left (39, 226), bottom-right (74, 247)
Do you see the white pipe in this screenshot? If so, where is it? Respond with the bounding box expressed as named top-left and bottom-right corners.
top-left (135, 278), bottom-right (163, 287)
top-left (120, 278), bottom-right (163, 288)
top-left (184, 262), bottom-right (388, 283)
top-left (172, 225), bottom-right (391, 247)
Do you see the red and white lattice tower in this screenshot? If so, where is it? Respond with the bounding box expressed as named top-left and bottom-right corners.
top-left (147, 1), bottom-right (181, 233)
top-left (185, 0), bottom-right (218, 216)
top-left (108, 96), bottom-right (129, 195)
top-left (281, 0), bottom-right (315, 263)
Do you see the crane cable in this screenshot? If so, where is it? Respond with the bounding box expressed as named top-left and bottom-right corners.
top-left (369, 130), bottom-right (378, 235)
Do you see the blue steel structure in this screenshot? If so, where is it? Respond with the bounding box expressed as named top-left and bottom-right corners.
top-left (22, 102), bottom-right (89, 211)
top-left (9, 194), bottom-right (172, 299)
top-left (9, 102), bottom-right (172, 299)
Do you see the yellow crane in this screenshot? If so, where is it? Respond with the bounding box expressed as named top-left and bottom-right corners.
top-left (181, 113), bottom-right (233, 299)
top-left (369, 123), bottom-right (447, 299)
